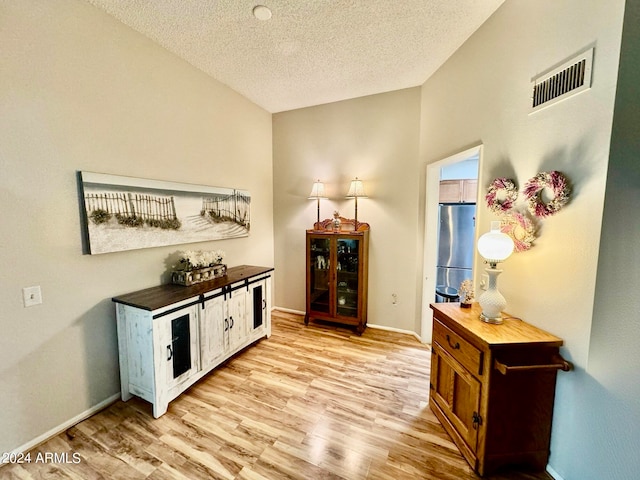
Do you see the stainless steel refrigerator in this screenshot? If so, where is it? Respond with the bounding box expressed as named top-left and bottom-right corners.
top-left (435, 203), bottom-right (476, 302)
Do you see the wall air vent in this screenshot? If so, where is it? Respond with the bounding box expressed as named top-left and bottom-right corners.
top-left (530, 48), bottom-right (593, 113)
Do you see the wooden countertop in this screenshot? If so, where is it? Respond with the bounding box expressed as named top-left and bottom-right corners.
top-left (112, 265), bottom-right (274, 311)
top-left (430, 302), bottom-right (563, 349)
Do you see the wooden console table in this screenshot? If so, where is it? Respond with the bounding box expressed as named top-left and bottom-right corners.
top-left (113, 265), bottom-right (273, 417)
top-left (429, 302), bottom-right (571, 476)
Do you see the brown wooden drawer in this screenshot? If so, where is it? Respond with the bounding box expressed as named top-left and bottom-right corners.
top-left (433, 318), bottom-right (483, 376)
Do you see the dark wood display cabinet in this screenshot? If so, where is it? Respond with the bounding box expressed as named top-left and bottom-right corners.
top-left (305, 217), bottom-right (369, 334)
top-left (429, 302), bottom-right (572, 476)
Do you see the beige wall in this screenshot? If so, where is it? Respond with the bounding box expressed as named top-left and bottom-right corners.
top-left (3, 0), bottom-right (638, 477)
top-left (565, 1), bottom-right (640, 478)
top-left (420, 0), bottom-right (624, 364)
top-left (272, 88), bottom-right (422, 332)
top-left (420, 1), bottom-right (631, 479)
top-left (0, 0), bottom-right (273, 453)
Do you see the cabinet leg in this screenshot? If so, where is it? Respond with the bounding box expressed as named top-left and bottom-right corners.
top-left (153, 402), bottom-right (168, 419)
top-left (304, 314), bottom-right (309, 326)
top-left (121, 390), bottom-right (133, 402)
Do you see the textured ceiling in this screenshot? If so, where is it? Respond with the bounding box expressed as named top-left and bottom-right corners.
top-left (86, 0), bottom-right (505, 113)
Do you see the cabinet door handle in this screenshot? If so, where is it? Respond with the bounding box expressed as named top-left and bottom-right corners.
top-left (472, 412), bottom-right (483, 429)
top-left (262, 299), bottom-right (266, 310)
top-left (224, 318), bottom-right (229, 332)
top-left (446, 334), bottom-right (460, 350)
top-left (166, 345), bottom-right (173, 361)
top-left (229, 316), bottom-right (234, 329)
top-left (471, 412), bottom-right (482, 430)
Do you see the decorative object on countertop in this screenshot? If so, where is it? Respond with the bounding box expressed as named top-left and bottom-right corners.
top-left (315, 216), bottom-right (369, 233)
top-left (477, 221), bottom-right (514, 323)
top-left (485, 177), bottom-right (518, 214)
top-left (500, 211), bottom-right (536, 252)
top-left (332, 211), bottom-right (341, 231)
top-left (523, 170), bottom-right (571, 217)
top-left (171, 249), bottom-right (227, 286)
top-left (308, 180), bottom-right (327, 228)
top-left (346, 177), bottom-right (368, 229)
top-left (459, 279), bottom-right (475, 308)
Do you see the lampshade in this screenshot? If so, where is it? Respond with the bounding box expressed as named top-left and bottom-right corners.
top-left (308, 180), bottom-right (326, 199)
top-left (477, 221), bottom-right (514, 266)
top-left (346, 178), bottom-right (367, 198)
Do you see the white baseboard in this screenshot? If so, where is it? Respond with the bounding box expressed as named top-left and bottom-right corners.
top-left (272, 306), bottom-right (305, 315)
top-left (367, 323), bottom-right (423, 342)
top-left (273, 306), bottom-right (423, 342)
top-left (10, 393), bottom-right (120, 455)
top-left (546, 465), bottom-right (564, 480)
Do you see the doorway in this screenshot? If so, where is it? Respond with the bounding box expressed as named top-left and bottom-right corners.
top-left (420, 145), bottom-right (482, 343)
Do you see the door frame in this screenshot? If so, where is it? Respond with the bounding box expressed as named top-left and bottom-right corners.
top-left (420, 145), bottom-right (483, 343)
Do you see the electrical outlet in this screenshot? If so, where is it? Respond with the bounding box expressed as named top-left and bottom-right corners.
top-left (23, 286), bottom-right (43, 307)
top-left (480, 274), bottom-right (489, 291)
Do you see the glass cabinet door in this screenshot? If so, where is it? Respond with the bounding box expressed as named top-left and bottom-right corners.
top-left (163, 304), bottom-right (199, 390)
top-left (309, 237), bottom-right (331, 314)
top-left (170, 314), bottom-right (192, 379)
top-left (336, 238), bottom-right (359, 317)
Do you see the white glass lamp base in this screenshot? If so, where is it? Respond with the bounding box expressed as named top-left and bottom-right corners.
top-left (478, 267), bottom-right (506, 324)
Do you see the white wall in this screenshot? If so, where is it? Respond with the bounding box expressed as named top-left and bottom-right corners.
top-left (419, 1), bottom-right (632, 478)
top-left (555, 1), bottom-right (640, 478)
top-left (0, 0), bottom-right (273, 453)
top-left (272, 88), bottom-right (422, 332)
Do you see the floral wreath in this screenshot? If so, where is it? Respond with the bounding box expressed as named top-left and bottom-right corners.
top-left (523, 171), bottom-right (571, 217)
top-left (485, 177), bottom-right (518, 214)
top-left (501, 212), bottom-right (536, 253)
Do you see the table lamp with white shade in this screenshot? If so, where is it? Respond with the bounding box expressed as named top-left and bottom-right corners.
top-left (477, 221), bottom-right (514, 324)
top-left (346, 177), bottom-right (367, 229)
top-left (308, 180), bottom-right (326, 227)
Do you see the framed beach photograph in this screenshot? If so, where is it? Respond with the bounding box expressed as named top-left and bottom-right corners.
top-left (78, 171), bottom-right (250, 255)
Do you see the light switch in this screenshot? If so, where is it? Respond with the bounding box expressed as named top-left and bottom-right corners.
top-left (23, 286), bottom-right (43, 307)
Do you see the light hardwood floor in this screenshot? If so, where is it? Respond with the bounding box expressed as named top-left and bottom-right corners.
top-left (2, 310), bottom-right (551, 479)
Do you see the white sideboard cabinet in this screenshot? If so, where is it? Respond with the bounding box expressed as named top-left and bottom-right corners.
top-left (113, 265), bottom-right (273, 418)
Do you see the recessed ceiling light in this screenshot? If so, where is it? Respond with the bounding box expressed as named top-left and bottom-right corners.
top-left (252, 5), bottom-right (272, 21)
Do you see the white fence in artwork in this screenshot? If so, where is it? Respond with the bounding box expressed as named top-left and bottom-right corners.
top-left (84, 192), bottom-right (177, 222)
top-left (201, 191), bottom-right (250, 228)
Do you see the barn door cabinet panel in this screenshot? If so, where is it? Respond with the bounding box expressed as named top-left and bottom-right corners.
top-left (429, 302), bottom-right (571, 476)
top-left (199, 290), bottom-right (227, 371)
top-left (305, 218), bottom-right (369, 334)
top-left (114, 265), bottom-right (273, 418)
